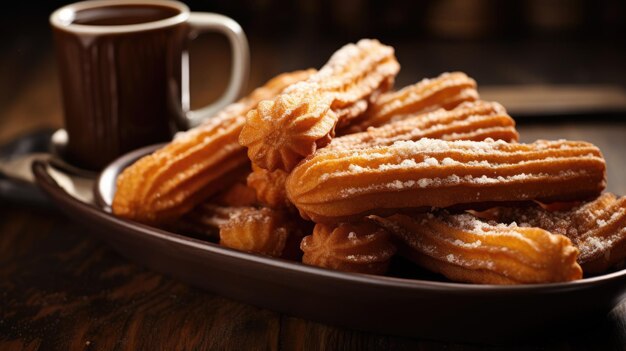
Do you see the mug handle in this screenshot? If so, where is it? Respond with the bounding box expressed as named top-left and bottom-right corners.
top-left (183, 13), bottom-right (249, 128)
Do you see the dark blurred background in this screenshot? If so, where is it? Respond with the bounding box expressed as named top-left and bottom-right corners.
top-left (3, 0), bottom-right (625, 82)
top-left (1, 0), bottom-right (625, 142)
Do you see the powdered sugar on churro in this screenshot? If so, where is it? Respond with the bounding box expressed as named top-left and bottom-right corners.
top-left (494, 193), bottom-right (626, 266)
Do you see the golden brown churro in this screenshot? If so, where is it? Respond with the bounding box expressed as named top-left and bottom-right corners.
top-left (301, 221), bottom-right (397, 275)
top-left (492, 193), bottom-right (626, 274)
top-left (246, 164), bottom-right (291, 209)
top-left (323, 100), bottom-right (518, 153)
top-left (220, 207), bottom-right (308, 259)
top-left (112, 69), bottom-right (314, 225)
top-left (347, 72), bottom-right (478, 132)
top-left (286, 139), bottom-right (606, 223)
top-left (213, 181), bottom-right (258, 207)
top-left (239, 39), bottom-right (400, 171)
top-left (372, 212), bottom-right (582, 284)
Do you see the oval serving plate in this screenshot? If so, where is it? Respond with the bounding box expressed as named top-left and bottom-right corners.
top-left (33, 146), bottom-right (626, 344)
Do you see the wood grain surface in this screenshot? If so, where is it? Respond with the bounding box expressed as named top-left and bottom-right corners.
top-left (1, 34), bottom-right (626, 350)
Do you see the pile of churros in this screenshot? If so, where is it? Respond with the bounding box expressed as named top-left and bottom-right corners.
top-left (112, 39), bottom-right (626, 285)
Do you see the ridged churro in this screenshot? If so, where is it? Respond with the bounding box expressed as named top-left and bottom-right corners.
top-left (220, 206), bottom-right (308, 259)
top-left (323, 100), bottom-right (518, 153)
top-left (347, 72), bottom-right (478, 132)
top-left (239, 39), bottom-right (400, 171)
top-left (372, 212), bottom-right (582, 284)
top-left (112, 69), bottom-right (314, 225)
top-left (301, 221), bottom-right (396, 275)
top-left (247, 164), bottom-right (291, 209)
top-left (286, 138), bottom-right (606, 223)
top-left (492, 193), bottom-right (626, 274)
top-left (214, 180), bottom-right (258, 207)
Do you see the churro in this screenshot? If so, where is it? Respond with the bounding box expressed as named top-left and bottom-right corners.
top-left (213, 179), bottom-right (258, 207)
top-left (372, 212), bottom-right (582, 284)
top-left (492, 193), bottom-right (626, 274)
top-left (347, 72), bottom-right (478, 132)
top-left (324, 100), bottom-right (518, 153)
top-left (247, 164), bottom-right (291, 209)
top-left (220, 206), bottom-right (308, 259)
top-left (301, 221), bottom-right (396, 275)
top-left (286, 139), bottom-right (606, 223)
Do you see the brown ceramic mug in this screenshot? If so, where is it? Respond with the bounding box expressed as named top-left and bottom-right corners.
top-left (50, 0), bottom-right (249, 170)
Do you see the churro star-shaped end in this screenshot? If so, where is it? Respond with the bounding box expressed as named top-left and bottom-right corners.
top-left (301, 220), bottom-right (397, 275)
top-left (239, 87), bottom-right (337, 171)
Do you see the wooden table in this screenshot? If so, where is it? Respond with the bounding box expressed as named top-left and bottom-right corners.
top-left (2, 32), bottom-right (626, 350)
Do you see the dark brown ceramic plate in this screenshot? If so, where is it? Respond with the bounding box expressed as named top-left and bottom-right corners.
top-left (32, 146), bottom-right (626, 344)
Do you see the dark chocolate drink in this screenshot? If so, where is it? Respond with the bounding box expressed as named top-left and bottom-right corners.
top-left (72, 4), bottom-right (180, 25)
top-left (52, 3), bottom-right (186, 169)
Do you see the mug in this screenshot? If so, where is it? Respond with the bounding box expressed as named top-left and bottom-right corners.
top-left (50, 0), bottom-right (249, 170)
